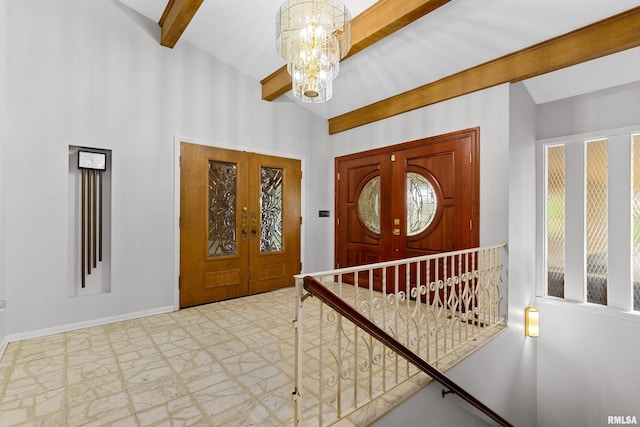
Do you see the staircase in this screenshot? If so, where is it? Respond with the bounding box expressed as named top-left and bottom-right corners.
top-left (293, 243), bottom-right (510, 426)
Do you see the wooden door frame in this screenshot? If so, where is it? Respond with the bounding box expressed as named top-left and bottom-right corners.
top-left (172, 135), bottom-right (306, 310)
top-left (334, 128), bottom-right (480, 269)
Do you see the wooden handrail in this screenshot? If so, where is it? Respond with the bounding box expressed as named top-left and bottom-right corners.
top-left (302, 276), bottom-right (513, 427)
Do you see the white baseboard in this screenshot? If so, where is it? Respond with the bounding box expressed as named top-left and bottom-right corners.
top-left (0, 306), bottom-right (176, 359)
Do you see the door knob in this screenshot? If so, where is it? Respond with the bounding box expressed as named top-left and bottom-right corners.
top-left (393, 228), bottom-right (400, 236)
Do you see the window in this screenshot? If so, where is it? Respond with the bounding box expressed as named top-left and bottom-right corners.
top-left (585, 139), bottom-right (608, 306)
top-left (542, 130), bottom-right (639, 312)
top-left (633, 134), bottom-right (640, 311)
top-left (546, 145), bottom-right (565, 298)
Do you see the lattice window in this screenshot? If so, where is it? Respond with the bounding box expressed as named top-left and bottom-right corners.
top-left (542, 132), bottom-right (640, 312)
top-left (546, 145), bottom-right (565, 298)
top-left (586, 139), bottom-right (608, 306)
top-left (633, 134), bottom-right (640, 311)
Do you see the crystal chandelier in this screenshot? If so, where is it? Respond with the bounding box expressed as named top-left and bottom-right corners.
top-left (276, 0), bottom-right (351, 103)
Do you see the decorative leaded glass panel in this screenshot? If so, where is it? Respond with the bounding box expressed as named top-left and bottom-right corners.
top-left (406, 172), bottom-right (437, 236)
top-left (357, 176), bottom-right (381, 234)
top-left (633, 134), bottom-right (640, 311)
top-left (586, 139), bottom-right (608, 306)
top-left (260, 167), bottom-right (283, 253)
top-left (546, 145), bottom-right (565, 298)
top-left (208, 161), bottom-right (237, 257)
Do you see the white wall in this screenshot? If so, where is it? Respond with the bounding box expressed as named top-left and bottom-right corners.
top-left (537, 80), bottom-right (640, 140)
top-left (505, 81), bottom-right (538, 423)
top-left (0, 0), bottom-right (8, 353)
top-left (300, 117), bottom-right (336, 273)
top-left (307, 84), bottom-right (537, 427)
top-left (536, 81), bottom-right (640, 426)
top-left (373, 381), bottom-right (493, 427)
top-left (3, 0), bottom-right (323, 338)
top-left (537, 302), bottom-right (640, 426)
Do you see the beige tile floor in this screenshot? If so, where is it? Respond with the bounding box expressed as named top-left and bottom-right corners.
top-left (0, 288), bottom-right (299, 427)
top-left (0, 286), bottom-right (505, 427)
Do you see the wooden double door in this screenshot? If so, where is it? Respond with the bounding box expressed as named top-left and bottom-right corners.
top-left (180, 143), bottom-right (301, 308)
top-left (335, 129), bottom-right (479, 292)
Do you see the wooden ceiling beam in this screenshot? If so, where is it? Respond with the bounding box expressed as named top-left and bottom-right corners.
top-left (159, 0), bottom-right (204, 48)
top-left (329, 6), bottom-right (640, 134)
top-left (261, 0), bottom-right (452, 101)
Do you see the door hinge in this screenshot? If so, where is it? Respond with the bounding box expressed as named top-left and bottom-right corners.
top-left (469, 153), bottom-right (472, 163)
top-left (178, 275), bottom-right (181, 289)
top-left (178, 217), bottom-right (181, 228)
top-left (300, 216), bottom-right (303, 225)
top-left (300, 262), bottom-right (303, 272)
top-left (337, 218), bottom-right (340, 226)
top-left (470, 220), bottom-right (473, 230)
top-left (391, 154), bottom-right (396, 162)
top-left (179, 156), bottom-right (182, 167)
top-left (337, 172), bottom-right (340, 181)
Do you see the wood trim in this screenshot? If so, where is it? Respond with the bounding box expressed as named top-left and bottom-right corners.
top-left (261, 0), bottom-right (452, 101)
top-left (329, 6), bottom-right (640, 134)
top-left (159, 0), bottom-right (204, 48)
top-left (346, 0), bottom-right (451, 59)
top-left (261, 65), bottom-right (292, 102)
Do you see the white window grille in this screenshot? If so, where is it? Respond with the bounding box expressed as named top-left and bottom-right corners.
top-left (540, 128), bottom-right (640, 313)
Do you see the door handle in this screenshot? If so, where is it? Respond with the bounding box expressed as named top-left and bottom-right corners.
top-left (251, 212), bottom-right (257, 240)
top-left (241, 207), bottom-right (248, 241)
top-left (393, 228), bottom-right (400, 236)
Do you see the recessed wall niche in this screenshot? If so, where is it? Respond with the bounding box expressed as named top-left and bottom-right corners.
top-left (68, 146), bottom-right (112, 297)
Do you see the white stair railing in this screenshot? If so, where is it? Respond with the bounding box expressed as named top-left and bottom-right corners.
top-left (293, 243), bottom-right (507, 427)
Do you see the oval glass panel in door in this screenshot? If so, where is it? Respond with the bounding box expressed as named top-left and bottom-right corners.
top-left (357, 176), bottom-right (381, 234)
top-left (406, 172), bottom-right (437, 236)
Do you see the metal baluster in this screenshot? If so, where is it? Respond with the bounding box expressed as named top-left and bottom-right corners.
top-left (382, 267), bottom-right (387, 392)
top-left (394, 264), bottom-right (399, 384)
top-left (368, 268), bottom-right (374, 400)
top-left (353, 270), bottom-right (358, 410)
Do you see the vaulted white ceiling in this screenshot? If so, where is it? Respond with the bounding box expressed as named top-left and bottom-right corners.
top-left (118, 0), bottom-right (640, 122)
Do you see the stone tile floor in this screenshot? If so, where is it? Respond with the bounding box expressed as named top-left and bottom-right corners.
top-left (0, 286), bottom-right (505, 427)
top-left (0, 289), bottom-right (298, 426)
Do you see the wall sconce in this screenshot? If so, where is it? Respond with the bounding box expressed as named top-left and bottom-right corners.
top-left (525, 307), bottom-right (539, 337)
